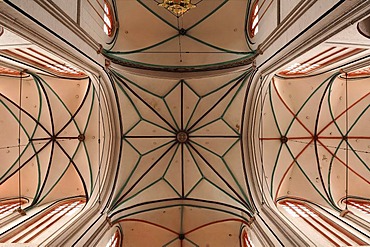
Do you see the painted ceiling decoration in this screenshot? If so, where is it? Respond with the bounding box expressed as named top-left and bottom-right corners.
top-left (261, 71), bottom-right (370, 209)
top-left (106, 67), bottom-right (255, 246)
top-left (347, 65), bottom-right (370, 78)
top-left (103, 0), bottom-right (256, 71)
top-left (0, 47), bottom-right (86, 78)
top-left (0, 65), bottom-right (20, 76)
top-left (278, 46), bottom-right (368, 77)
top-left (0, 0), bottom-right (369, 245)
top-left (358, 15), bottom-right (370, 39)
top-left (0, 67), bottom-right (101, 207)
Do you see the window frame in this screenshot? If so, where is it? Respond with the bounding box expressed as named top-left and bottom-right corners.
top-left (0, 197), bottom-right (85, 243)
top-left (279, 199), bottom-right (368, 246)
top-left (103, 0), bottom-right (115, 37)
top-left (248, 0), bottom-right (259, 38)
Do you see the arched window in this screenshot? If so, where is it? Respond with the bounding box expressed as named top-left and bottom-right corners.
top-left (103, 0), bottom-right (114, 37)
top-left (0, 198), bottom-right (27, 219)
top-left (0, 198), bottom-right (85, 243)
top-left (345, 199), bottom-right (370, 216)
top-left (0, 66), bottom-right (21, 76)
top-left (241, 228), bottom-right (255, 247)
top-left (248, 1), bottom-right (259, 38)
top-left (106, 228), bottom-right (121, 247)
top-left (280, 200), bottom-right (368, 246)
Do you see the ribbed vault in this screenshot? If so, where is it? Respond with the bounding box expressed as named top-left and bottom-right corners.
top-left (107, 67), bottom-right (255, 246)
top-left (0, 72), bottom-right (101, 206)
top-left (103, 0), bottom-right (255, 71)
top-left (261, 72), bottom-right (370, 209)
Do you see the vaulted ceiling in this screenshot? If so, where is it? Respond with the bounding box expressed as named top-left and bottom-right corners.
top-left (104, 0), bottom-right (255, 71)
top-left (0, 0), bottom-right (369, 246)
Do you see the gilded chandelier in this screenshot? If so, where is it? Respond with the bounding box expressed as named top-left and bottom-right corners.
top-left (158, 0), bottom-right (196, 16)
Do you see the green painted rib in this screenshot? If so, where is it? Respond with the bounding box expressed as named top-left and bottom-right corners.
top-left (123, 135), bottom-right (142, 155)
top-left (164, 178), bottom-right (182, 198)
top-left (0, 74), bottom-right (44, 201)
top-left (189, 140), bottom-right (250, 206)
top-left (115, 77), bottom-right (142, 118)
top-left (284, 73), bottom-right (339, 136)
top-left (186, 0), bottom-right (228, 32)
top-left (222, 118), bottom-right (240, 135)
top-left (115, 178), bottom-right (162, 209)
top-left (186, 34), bottom-right (254, 55)
top-left (204, 177), bottom-right (246, 208)
top-left (184, 237), bottom-right (199, 247)
top-left (163, 80), bottom-right (183, 130)
top-left (113, 71), bottom-right (176, 134)
top-left (202, 72), bottom-right (246, 98)
top-left (345, 105), bottom-right (369, 171)
top-left (136, 0), bottom-right (178, 30)
top-left (327, 138), bottom-right (344, 205)
top-left (184, 98), bottom-right (201, 131)
top-left (185, 143), bottom-right (204, 177)
top-left (183, 80), bottom-right (200, 98)
top-left (184, 178), bottom-right (203, 198)
top-left (162, 144), bottom-right (180, 178)
top-left (163, 80), bottom-right (182, 98)
top-left (268, 82), bottom-right (282, 136)
top-left (327, 102), bottom-right (370, 202)
top-left (112, 139), bottom-right (176, 207)
top-left (83, 86), bottom-right (96, 134)
top-left (189, 117), bottom-right (221, 134)
top-left (347, 141), bottom-right (370, 171)
top-left (221, 74), bottom-right (248, 117)
top-left (143, 119), bottom-right (176, 135)
top-left (110, 139), bottom-right (141, 207)
top-left (123, 120), bottom-right (141, 137)
top-left (35, 74), bottom-right (81, 133)
top-left (135, 138), bottom-right (174, 156)
top-left (163, 237), bottom-right (179, 247)
top-left (82, 141), bottom-right (93, 196)
top-left (222, 138), bottom-right (240, 157)
top-left (180, 205), bottom-right (184, 234)
top-left (32, 75), bottom-right (43, 200)
top-left (105, 52), bottom-right (254, 69)
top-left (26, 75), bottom-right (62, 202)
top-left (38, 142), bottom-right (83, 203)
top-left (105, 34), bottom-right (179, 55)
top-left (114, 71), bottom-right (162, 98)
top-left (327, 76), bottom-right (344, 137)
top-left (269, 143), bottom-right (284, 198)
top-left (163, 99), bottom-right (180, 130)
top-left (284, 143), bottom-right (337, 210)
top-left (112, 203), bottom-right (250, 223)
top-left (267, 80), bottom-right (283, 198)
top-left (81, 86), bottom-right (96, 195)
top-left (0, 99), bottom-right (35, 181)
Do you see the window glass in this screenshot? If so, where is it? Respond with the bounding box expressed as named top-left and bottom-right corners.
top-left (249, 1), bottom-right (259, 38)
top-left (280, 200), bottom-right (368, 246)
top-left (104, 0), bottom-right (114, 37)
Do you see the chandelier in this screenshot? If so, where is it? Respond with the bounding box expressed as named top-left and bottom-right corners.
top-left (158, 0), bottom-right (196, 16)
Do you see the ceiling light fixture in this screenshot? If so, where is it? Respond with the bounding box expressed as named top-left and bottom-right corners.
top-left (158, 0), bottom-right (196, 17)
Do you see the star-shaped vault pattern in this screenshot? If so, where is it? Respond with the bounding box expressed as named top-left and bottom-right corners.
top-left (108, 68), bottom-right (254, 246)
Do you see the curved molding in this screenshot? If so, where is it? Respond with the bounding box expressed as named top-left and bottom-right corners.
top-left (357, 15), bottom-right (370, 39)
top-left (33, 0), bottom-right (100, 51)
top-left (242, 72), bottom-right (312, 246)
top-left (259, 0), bottom-right (370, 76)
top-left (105, 52), bottom-right (256, 73)
top-left (259, 0), bottom-right (316, 53)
